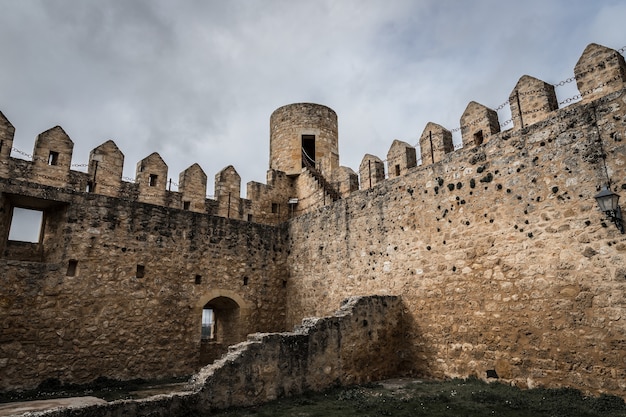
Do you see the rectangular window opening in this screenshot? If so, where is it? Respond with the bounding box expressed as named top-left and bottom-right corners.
top-left (67, 259), bottom-right (78, 276)
top-left (247, 214), bottom-right (253, 222)
top-left (302, 135), bottom-right (315, 168)
top-left (474, 130), bottom-right (484, 146)
top-left (148, 174), bottom-right (158, 187)
top-left (8, 207), bottom-right (44, 243)
top-left (86, 182), bottom-right (95, 193)
top-left (271, 203), bottom-right (278, 214)
top-left (183, 201), bottom-right (191, 210)
top-left (195, 274), bottom-right (202, 284)
top-left (136, 264), bottom-right (145, 278)
top-left (243, 276), bottom-right (249, 286)
top-left (395, 164), bottom-right (401, 176)
top-left (48, 151), bottom-right (59, 166)
top-left (0, 140), bottom-right (4, 154)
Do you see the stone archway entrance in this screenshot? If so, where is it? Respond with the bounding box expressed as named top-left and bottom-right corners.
top-left (198, 292), bottom-right (247, 366)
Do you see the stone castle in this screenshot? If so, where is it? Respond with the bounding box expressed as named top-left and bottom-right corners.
top-left (1, 42), bottom-right (626, 409)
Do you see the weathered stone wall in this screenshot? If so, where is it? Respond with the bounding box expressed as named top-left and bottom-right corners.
top-left (286, 89), bottom-right (626, 396)
top-left (30, 295), bottom-right (403, 417)
top-left (0, 176), bottom-right (289, 390)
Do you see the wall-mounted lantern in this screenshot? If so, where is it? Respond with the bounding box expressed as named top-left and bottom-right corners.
top-left (594, 187), bottom-right (625, 233)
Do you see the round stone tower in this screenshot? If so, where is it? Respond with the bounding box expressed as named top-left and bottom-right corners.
top-left (269, 103), bottom-right (339, 179)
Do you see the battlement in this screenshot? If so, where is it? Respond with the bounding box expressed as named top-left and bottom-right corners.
top-left (2, 44), bottom-right (625, 228)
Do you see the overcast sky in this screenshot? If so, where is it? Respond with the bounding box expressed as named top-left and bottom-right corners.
top-left (1, 0), bottom-right (625, 200)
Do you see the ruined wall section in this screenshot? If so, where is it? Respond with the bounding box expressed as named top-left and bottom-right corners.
top-left (34, 296), bottom-right (403, 417)
top-left (286, 88), bottom-right (626, 397)
top-left (0, 181), bottom-right (289, 391)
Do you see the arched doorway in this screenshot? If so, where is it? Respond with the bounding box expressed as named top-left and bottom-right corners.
top-left (199, 296), bottom-right (241, 365)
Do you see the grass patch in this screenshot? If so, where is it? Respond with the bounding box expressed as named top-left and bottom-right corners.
top-left (0, 376), bottom-right (189, 403)
top-left (209, 378), bottom-right (626, 417)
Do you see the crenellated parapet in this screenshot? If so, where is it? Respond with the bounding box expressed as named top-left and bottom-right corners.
top-left (419, 122), bottom-right (453, 165)
top-left (354, 42), bottom-right (625, 190)
top-left (386, 139), bottom-right (417, 178)
top-left (508, 75), bottom-right (558, 130)
top-left (575, 43), bottom-right (626, 103)
top-left (1, 42), bottom-right (625, 227)
top-left (33, 126), bottom-right (74, 188)
top-left (179, 163), bottom-right (207, 213)
top-left (136, 152), bottom-right (168, 206)
top-left (215, 165), bottom-right (242, 219)
top-left (359, 154), bottom-right (385, 190)
top-left (88, 140), bottom-right (124, 197)
top-left (460, 101), bottom-right (500, 147)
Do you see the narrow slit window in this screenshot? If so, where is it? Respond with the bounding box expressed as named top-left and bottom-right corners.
top-left (195, 274), bottom-right (202, 284)
top-left (67, 260), bottom-right (78, 276)
top-left (395, 164), bottom-right (401, 176)
top-left (271, 203), bottom-right (278, 214)
top-left (474, 130), bottom-right (484, 146)
top-left (86, 182), bottom-right (95, 193)
top-left (8, 207), bottom-right (43, 242)
top-left (243, 276), bottom-right (249, 286)
top-left (48, 151), bottom-right (59, 166)
top-left (136, 264), bottom-right (145, 278)
top-left (148, 174), bottom-right (158, 187)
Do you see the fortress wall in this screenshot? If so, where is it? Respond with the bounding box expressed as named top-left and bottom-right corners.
top-left (286, 89), bottom-right (626, 396)
top-left (0, 181), bottom-right (289, 391)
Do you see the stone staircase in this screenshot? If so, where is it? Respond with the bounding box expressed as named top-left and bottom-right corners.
top-left (302, 150), bottom-right (341, 202)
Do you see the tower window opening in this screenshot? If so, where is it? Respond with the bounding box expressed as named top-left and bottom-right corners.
top-left (395, 164), bottom-right (401, 176)
top-left (302, 135), bottom-right (316, 168)
top-left (48, 151), bottom-right (59, 166)
top-left (148, 174), bottom-right (158, 187)
top-left (183, 201), bottom-right (191, 210)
